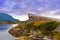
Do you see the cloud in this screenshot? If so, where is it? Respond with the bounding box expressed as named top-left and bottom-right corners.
top-left (0, 0), bottom-right (60, 16)
top-left (40, 9), bottom-right (60, 15)
top-left (0, 0), bottom-right (60, 21)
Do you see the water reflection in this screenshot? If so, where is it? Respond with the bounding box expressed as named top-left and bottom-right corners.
top-left (0, 24), bottom-right (12, 31)
top-left (0, 30), bottom-right (13, 40)
top-left (0, 24), bottom-right (17, 40)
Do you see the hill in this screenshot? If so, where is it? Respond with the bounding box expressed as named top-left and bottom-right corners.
top-left (0, 13), bottom-right (19, 24)
top-left (8, 14), bottom-right (60, 40)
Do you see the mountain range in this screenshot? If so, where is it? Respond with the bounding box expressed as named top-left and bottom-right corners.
top-left (0, 13), bottom-right (19, 24)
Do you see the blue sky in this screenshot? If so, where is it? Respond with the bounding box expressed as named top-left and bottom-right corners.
top-left (0, 0), bottom-right (60, 20)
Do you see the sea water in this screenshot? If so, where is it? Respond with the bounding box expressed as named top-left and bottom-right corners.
top-left (0, 24), bottom-right (18, 40)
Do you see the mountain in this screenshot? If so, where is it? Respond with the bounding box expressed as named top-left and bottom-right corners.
top-left (19, 14), bottom-right (53, 24)
top-left (9, 14), bottom-right (59, 37)
top-left (8, 14), bottom-right (60, 40)
top-left (0, 13), bottom-right (19, 24)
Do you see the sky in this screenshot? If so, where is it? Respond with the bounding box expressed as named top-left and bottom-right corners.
top-left (0, 0), bottom-right (60, 21)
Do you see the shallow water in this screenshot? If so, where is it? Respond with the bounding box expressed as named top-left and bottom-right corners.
top-left (0, 24), bottom-right (17, 40)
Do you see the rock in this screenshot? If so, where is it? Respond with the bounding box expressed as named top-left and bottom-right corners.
top-left (8, 14), bottom-right (60, 38)
top-left (8, 28), bottom-right (21, 37)
top-left (14, 36), bottom-right (31, 40)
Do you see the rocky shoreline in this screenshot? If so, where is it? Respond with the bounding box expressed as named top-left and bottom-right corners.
top-left (8, 14), bottom-right (60, 40)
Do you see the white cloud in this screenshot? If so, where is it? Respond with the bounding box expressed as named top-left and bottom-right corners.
top-left (40, 10), bottom-right (60, 20)
top-left (13, 15), bottom-right (29, 21)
